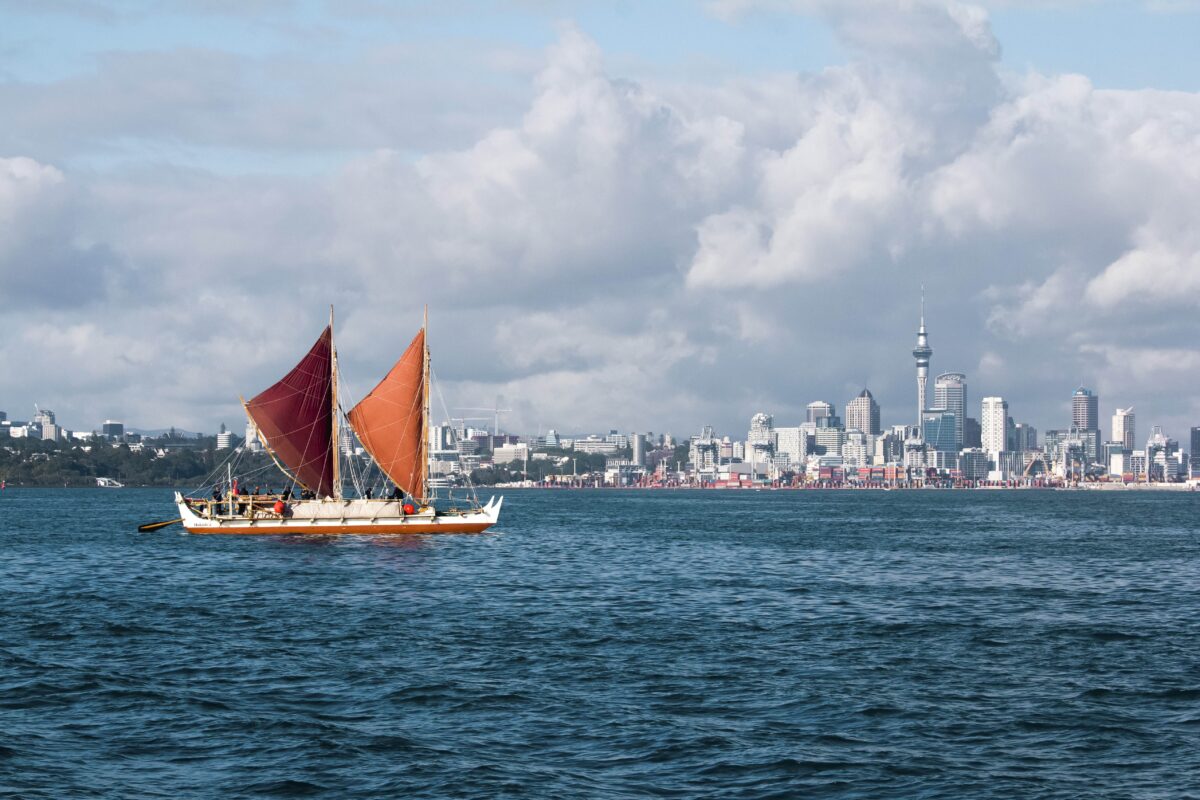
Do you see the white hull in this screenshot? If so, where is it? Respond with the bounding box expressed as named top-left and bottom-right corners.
top-left (175, 493), bottom-right (502, 535)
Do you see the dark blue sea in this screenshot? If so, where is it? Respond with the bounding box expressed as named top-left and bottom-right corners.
top-left (2, 488), bottom-right (1199, 799)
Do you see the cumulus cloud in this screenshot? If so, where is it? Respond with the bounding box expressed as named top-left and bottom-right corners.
top-left (2, 1), bottom-right (1200, 442)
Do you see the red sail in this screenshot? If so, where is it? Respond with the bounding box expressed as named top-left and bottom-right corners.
top-left (246, 326), bottom-right (334, 497)
top-left (348, 330), bottom-right (425, 500)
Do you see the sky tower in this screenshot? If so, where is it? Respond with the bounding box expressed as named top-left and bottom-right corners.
top-left (912, 288), bottom-right (932, 432)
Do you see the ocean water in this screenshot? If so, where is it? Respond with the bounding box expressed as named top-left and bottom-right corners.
top-left (2, 488), bottom-right (1199, 799)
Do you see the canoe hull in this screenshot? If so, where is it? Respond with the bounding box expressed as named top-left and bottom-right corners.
top-left (174, 493), bottom-right (502, 536)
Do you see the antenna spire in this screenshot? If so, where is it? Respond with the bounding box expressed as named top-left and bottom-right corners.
top-left (920, 283), bottom-right (925, 327)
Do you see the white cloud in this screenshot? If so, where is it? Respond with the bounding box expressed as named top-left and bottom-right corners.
top-left (3, 3), bottom-right (1200, 441)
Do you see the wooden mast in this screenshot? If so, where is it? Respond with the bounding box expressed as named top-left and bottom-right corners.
top-left (330, 305), bottom-right (341, 500)
top-left (420, 305), bottom-right (430, 503)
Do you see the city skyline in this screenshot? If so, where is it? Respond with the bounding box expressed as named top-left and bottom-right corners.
top-left (2, 2), bottom-right (1200, 441)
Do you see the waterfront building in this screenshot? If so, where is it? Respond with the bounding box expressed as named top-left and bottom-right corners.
top-left (845, 389), bottom-right (881, 436)
top-left (574, 436), bottom-right (620, 455)
top-left (933, 373), bottom-right (966, 448)
top-left (981, 397), bottom-right (1008, 461)
top-left (814, 426), bottom-right (845, 456)
top-left (1110, 449), bottom-right (1133, 478)
top-left (493, 443), bottom-right (529, 465)
top-left (775, 426), bottom-right (808, 466)
top-left (1192, 427), bottom-right (1200, 478)
top-left (631, 433), bottom-right (645, 466)
top-left (963, 417), bottom-right (982, 449)
top-left (1103, 441), bottom-right (1128, 474)
top-left (806, 401), bottom-right (834, 426)
top-left (958, 448), bottom-right (989, 481)
top-left (921, 409), bottom-right (957, 453)
top-left (1014, 422), bottom-right (1037, 451)
top-left (842, 430), bottom-right (872, 468)
top-left (1073, 387), bottom-right (1099, 430)
top-left (875, 429), bottom-right (903, 465)
top-left (912, 300), bottom-right (933, 431)
top-left (1112, 408), bottom-right (1135, 451)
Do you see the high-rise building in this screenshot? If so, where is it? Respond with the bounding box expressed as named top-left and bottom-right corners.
top-left (922, 409), bottom-right (957, 453)
top-left (102, 420), bottom-right (124, 440)
top-left (1014, 423), bottom-right (1037, 451)
top-left (963, 417), bottom-right (982, 449)
top-left (215, 423), bottom-right (233, 450)
top-left (806, 401), bottom-right (834, 426)
top-left (842, 430), bottom-right (872, 468)
top-left (1113, 407), bottom-right (1135, 451)
top-left (775, 427), bottom-right (808, 466)
top-left (1073, 387), bottom-right (1099, 431)
top-left (933, 373), bottom-right (966, 449)
top-left (912, 295), bottom-right (933, 430)
top-left (814, 426), bottom-right (845, 455)
top-left (981, 397), bottom-right (1008, 459)
top-left (631, 433), bottom-right (645, 466)
top-left (1191, 427), bottom-right (1200, 478)
top-left (845, 389), bottom-right (881, 435)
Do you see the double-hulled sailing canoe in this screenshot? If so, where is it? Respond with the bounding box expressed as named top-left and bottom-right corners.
top-left (173, 309), bottom-right (502, 535)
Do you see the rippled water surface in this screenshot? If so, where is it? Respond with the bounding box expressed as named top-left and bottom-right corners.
top-left (3, 488), bottom-right (1200, 798)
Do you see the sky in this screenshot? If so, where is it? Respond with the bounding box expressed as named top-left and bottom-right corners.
top-left (2, 0), bottom-right (1200, 444)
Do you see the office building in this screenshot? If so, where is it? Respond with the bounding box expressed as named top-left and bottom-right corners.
top-left (981, 397), bottom-right (1008, 460)
top-left (1112, 408), bottom-right (1135, 451)
top-left (1013, 422), bottom-right (1037, 451)
top-left (1192, 427), bottom-right (1200, 478)
top-left (933, 372), bottom-right (967, 448)
top-left (842, 430), bottom-right (872, 468)
top-left (814, 426), bottom-right (845, 455)
top-left (963, 417), bottom-right (982, 449)
top-left (102, 420), bottom-right (124, 440)
top-left (958, 448), bottom-right (989, 481)
top-left (775, 426), bottom-right (808, 466)
top-left (845, 389), bottom-right (881, 436)
top-left (922, 409), bottom-right (957, 453)
top-left (1073, 387), bottom-right (1099, 431)
top-left (806, 401), bottom-right (833, 425)
top-left (215, 424), bottom-right (233, 450)
top-left (631, 433), bottom-right (645, 466)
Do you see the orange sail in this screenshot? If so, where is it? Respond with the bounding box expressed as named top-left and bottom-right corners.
top-left (348, 330), bottom-right (426, 500)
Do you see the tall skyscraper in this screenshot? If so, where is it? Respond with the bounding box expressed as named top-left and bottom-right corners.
top-left (981, 397), bottom-right (1008, 458)
top-left (933, 372), bottom-right (966, 449)
top-left (1073, 387), bottom-right (1099, 430)
top-left (1113, 407), bottom-right (1135, 451)
top-left (845, 389), bottom-right (881, 435)
top-left (912, 293), bottom-right (933, 430)
top-left (806, 401), bottom-right (834, 426)
top-left (963, 417), bottom-right (982, 449)
top-left (922, 409), bottom-right (957, 453)
top-left (1191, 427), bottom-right (1200, 479)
